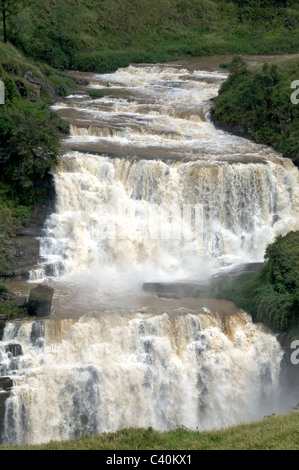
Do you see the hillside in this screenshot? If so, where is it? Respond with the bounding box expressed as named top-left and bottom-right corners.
top-left (0, 42), bottom-right (73, 281)
top-left (4, 0), bottom-right (299, 72)
top-left (211, 55), bottom-right (299, 167)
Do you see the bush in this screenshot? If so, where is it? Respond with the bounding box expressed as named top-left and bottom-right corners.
top-left (211, 56), bottom-right (299, 167)
top-left (0, 284), bottom-right (8, 294)
top-left (0, 300), bottom-right (20, 319)
top-left (47, 74), bottom-right (76, 97)
top-left (0, 98), bottom-right (68, 203)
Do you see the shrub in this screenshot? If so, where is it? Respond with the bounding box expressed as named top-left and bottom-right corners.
top-left (0, 98), bottom-right (68, 203)
top-left (211, 56), bottom-right (299, 167)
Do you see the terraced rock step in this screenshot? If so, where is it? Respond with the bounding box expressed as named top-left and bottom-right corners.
top-left (142, 282), bottom-right (205, 298)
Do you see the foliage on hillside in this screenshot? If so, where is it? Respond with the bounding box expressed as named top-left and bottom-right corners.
top-left (211, 56), bottom-right (299, 166)
top-left (2, 0), bottom-right (299, 72)
top-left (196, 231), bottom-right (299, 334)
top-left (0, 43), bottom-right (71, 202)
top-left (0, 43), bottom-right (72, 280)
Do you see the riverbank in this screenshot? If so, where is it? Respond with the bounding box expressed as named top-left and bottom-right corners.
top-left (0, 42), bottom-right (77, 284)
top-left (2, 412), bottom-right (299, 450)
top-left (195, 231), bottom-right (299, 339)
top-left (211, 55), bottom-right (299, 167)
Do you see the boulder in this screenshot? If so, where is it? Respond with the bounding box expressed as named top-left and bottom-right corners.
top-left (27, 284), bottom-right (54, 317)
top-left (16, 296), bottom-right (28, 308)
top-left (0, 377), bottom-right (13, 392)
top-left (5, 343), bottom-right (23, 357)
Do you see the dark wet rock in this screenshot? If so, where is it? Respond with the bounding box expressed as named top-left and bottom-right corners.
top-left (16, 296), bottom-right (27, 308)
top-left (24, 71), bottom-right (42, 97)
top-left (210, 262), bottom-right (267, 282)
top-left (74, 78), bottom-right (89, 86)
top-left (5, 343), bottom-right (23, 358)
top-left (30, 320), bottom-right (45, 348)
top-left (0, 292), bottom-right (17, 302)
top-left (0, 174), bottom-right (55, 282)
top-left (0, 390), bottom-right (10, 444)
top-left (272, 214), bottom-right (280, 226)
top-left (0, 322), bottom-right (5, 341)
top-left (143, 282), bottom-right (206, 299)
top-left (27, 284), bottom-right (54, 317)
top-left (0, 377), bottom-right (13, 392)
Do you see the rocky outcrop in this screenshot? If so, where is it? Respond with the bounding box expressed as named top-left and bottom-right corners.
top-left (143, 282), bottom-right (206, 299)
top-left (27, 284), bottom-right (54, 317)
top-left (0, 377), bottom-right (13, 392)
top-left (24, 71), bottom-right (42, 100)
top-left (0, 175), bottom-right (55, 283)
top-left (0, 283), bottom-right (54, 332)
top-left (0, 290), bottom-right (28, 339)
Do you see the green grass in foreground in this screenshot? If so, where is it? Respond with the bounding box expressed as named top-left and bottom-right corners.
top-left (2, 412), bottom-right (299, 450)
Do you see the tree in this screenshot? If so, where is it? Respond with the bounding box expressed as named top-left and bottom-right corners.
top-left (1, 0), bottom-right (28, 43)
top-left (0, 98), bottom-right (68, 202)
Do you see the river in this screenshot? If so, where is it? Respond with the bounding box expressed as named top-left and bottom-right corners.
top-left (1, 55), bottom-right (299, 445)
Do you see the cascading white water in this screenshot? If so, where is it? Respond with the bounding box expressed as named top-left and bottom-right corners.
top-left (29, 63), bottom-right (299, 285)
top-left (32, 154), bottom-right (299, 286)
top-left (1, 60), bottom-right (299, 445)
top-left (0, 309), bottom-right (284, 445)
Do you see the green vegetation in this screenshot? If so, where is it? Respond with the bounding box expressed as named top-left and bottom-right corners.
top-left (0, 285), bottom-right (20, 320)
top-left (0, 0), bottom-right (28, 44)
top-left (1, 412), bottom-right (299, 450)
top-left (0, 283), bottom-right (8, 294)
top-left (0, 1), bottom-right (298, 452)
top-left (0, 42), bottom-right (71, 200)
top-left (0, 300), bottom-right (19, 319)
top-left (0, 42), bottom-right (72, 291)
top-left (1, 0), bottom-right (298, 72)
top-left (0, 99), bottom-right (66, 200)
top-left (87, 89), bottom-right (112, 98)
top-left (0, 182), bottom-right (33, 276)
top-left (47, 73), bottom-right (76, 97)
top-left (212, 55), bottom-right (299, 166)
top-left (196, 231), bottom-right (299, 335)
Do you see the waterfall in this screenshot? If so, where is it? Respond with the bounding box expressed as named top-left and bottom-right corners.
top-left (30, 64), bottom-right (299, 285)
top-left (0, 309), bottom-right (284, 445)
top-left (1, 61), bottom-right (299, 445)
top-left (31, 154), bottom-right (299, 285)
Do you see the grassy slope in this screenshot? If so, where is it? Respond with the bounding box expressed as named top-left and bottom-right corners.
top-left (5, 0), bottom-right (299, 72)
top-left (211, 55), bottom-right (299, 166)
top-left (2, 412), bottom-right (299, 450)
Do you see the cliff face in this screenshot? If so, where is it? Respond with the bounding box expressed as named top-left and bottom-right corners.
top-left (0, 43), bottom-right (71, 285)
top-left (0, 175), bottom-right (55, 282)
